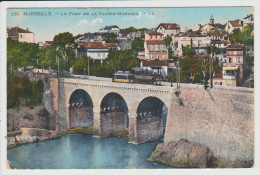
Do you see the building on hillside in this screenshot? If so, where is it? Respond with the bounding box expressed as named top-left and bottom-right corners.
top-left (226, 44), bottom-right (245, 86)
top-left (243, 14), bottom-right (254, 26)
top-left (75, 42), bottom-right (110, 63)
top-left (118, 31), bottom-right (141, 40)
top-left (213, 54), bottom-right (227, 66)
top-left (93, 32), bottom-right (110, 42)
top-left (144, 31), bottom-right (168, 60)
top-left (99, 25), bottom-right (120, 34)
top-left (210, 40), bottom-right (231, 53)
top-left (140, 60), bottom-right (168, 76)
top-left (7, 26), bottom-right (35, 43)
top-left (191, 24), bottom-right (204, 32)
top-left (156, 23), bottom-right (180, 37)
top-left (104, 43), bottom-right (120, 51)
top-left (207, 31), bottom-right (228, 41)
top-left (74, 33), bottom-right (94, 42)
top-left (144, 40), bottom-right (168, 60)
top-left (213, 44), bottom-right (246, 87)
top-left (201, 15), bottom-right (225, 34)
top-left (137, 51), bottom-right (145, 60)
top-left (225, 20), bottom-right (243, 33)
top-left (144, 31), bottom-right (164, 40)
top-left (172, 33), bottom-right (211, 56)
top-left (39, 41), bottom-right (53, 49)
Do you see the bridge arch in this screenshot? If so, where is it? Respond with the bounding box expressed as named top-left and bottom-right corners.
top-left (132, 96), bottom-right (168, 144)
top-left (68, 89), bottom-right (94, 129)
top-left (98, 92), bottom-right (129, 137)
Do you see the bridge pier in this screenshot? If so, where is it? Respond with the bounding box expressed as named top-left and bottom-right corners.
top-left (128, 115), bottom-right (164, 144)
top-left (93, 108), bottom-right (102, 138)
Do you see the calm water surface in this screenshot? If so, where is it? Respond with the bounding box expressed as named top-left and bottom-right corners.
top-left (7, 134), bottom-right (173, 169)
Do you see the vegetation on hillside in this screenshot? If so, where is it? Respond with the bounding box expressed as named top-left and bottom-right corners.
top-left (229, 24), bottom-right (254, 46)
top-left (7, 73), bottom-right (43, 109)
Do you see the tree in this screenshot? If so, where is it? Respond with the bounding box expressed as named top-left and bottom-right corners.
top-left (120, 27), bottom-right (147, 33)
top-left (53, 32), bottom-right (75, 70)
top-left (131, 37), bottom-right (144, 52)
top-left (104, 33), bottom-right (118, 43)
top-left (229, 29), bottom-right (242, 44)
top-left (164, 35), bottom-right (172, 47)
top-left (73, 56), bottom-right (89, 75)
top-left (7, 38), bottom-right (39, 72)
top-left (182, 46), bottom-right (196, 56)
top-left (246, 55), bottom-right (254, 67)
top-left (206, 45), bottom-right (220, 55)
top-left (106, 50), bottom-right (140, 72)
top-left (229, 24), bottom-right (254, 46)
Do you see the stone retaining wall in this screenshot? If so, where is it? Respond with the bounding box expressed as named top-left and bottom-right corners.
top-left (165, 88), bottom-right (254, 162)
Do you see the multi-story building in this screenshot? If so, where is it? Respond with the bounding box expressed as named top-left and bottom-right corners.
top-left (207, 31), bottom-right (228, 41)
top-left (211, 40), bottom-right (231, 53)
top-left (99, 25), bottom-right (120, 34)
top-left (144, 31), bottom-right (168, 60)
top-left (156, 23), bottom-right (180, 37)
top-left (172, 33), bottom-right (211, 56)
top-left (104, 43), bottom-right (120, 51)
top-left (225, 20), bottom-right (243, 33)
top-left (118, 31), bottom-right (141, 40)
top-left (214, 44), bottom-right (246, 86)
top-left (75, 42), bottom-right (110, 63)
top-left (140, 60), bottom-right (168, 76)
top-left (7, 26), bottom-right (35, 43)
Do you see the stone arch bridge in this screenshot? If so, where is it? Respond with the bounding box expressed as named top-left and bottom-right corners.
top-left (45, 77), bottom-right (175, 144)
top-left (44, 76), bottom-right (254, 162)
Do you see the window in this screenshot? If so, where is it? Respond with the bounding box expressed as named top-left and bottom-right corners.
top-left (233, 57), bottom-right (236, 63)
top-left (220, 82), bottom-right (223, 85)
top-left (238, 57), bottom-right (241, 63)
top-left (225, 70), bottom-right (235, 76)
top-left (150, 35), bottom-right (152, 39)
top-left (20, 35), bottom-right (22, 38)
top-left (229, 57), bottom-right (231, 63)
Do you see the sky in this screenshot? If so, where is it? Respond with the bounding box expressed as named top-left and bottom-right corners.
top-left (7, 7), bottom-right (253, 43)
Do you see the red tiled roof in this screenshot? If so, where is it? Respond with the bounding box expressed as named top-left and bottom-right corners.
top-left (78, 42), bottom-right (106, 49)
top-left (213, 73), bottom-right (223, 79)
top-left (211, 40), bottom-right (231, 44)
top-left (208, 23), bottom-right (225, 29)
top-left (229, 20), bottom-right (242, 27)
top-left (226, 44), bottom-right (245, 50)
top-left (175, 33), bottom-right (207, 37)
top-left (145, 31), bottom-right (163, 35)
top-left (145, 40), bottom-right (166, 45)
top-left (104, 43), bottom-right (118, 47)
top-left (142, 60), bottom-right (168, 67)
top-left (208, 31), bottom-right (228, 36)
top-left (8, 27), bottom-right (32, 35)
top-left (158, 23), bottom-right (180, 30)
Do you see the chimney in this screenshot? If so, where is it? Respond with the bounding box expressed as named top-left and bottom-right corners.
top-left (26, 27), bottom-right (29, 31)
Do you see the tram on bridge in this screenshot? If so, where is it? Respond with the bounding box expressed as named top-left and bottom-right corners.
top-left (113, 71), bottom-right (163, 85)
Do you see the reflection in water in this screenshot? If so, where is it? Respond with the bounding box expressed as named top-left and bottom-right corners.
top-left (7, 135), bottom-right (173, 169)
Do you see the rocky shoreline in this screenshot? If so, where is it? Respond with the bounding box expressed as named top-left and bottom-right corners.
top-left (147, 139), bottom-right (254, 168)
top-left (7, 128), bottom-right (60, 149)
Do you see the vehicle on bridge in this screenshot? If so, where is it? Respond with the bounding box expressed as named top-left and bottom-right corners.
top-left (113, 71), bottom-right (163, 85)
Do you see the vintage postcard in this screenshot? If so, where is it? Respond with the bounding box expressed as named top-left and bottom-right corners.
top-left (0, 0), bottom-right (258, 175)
